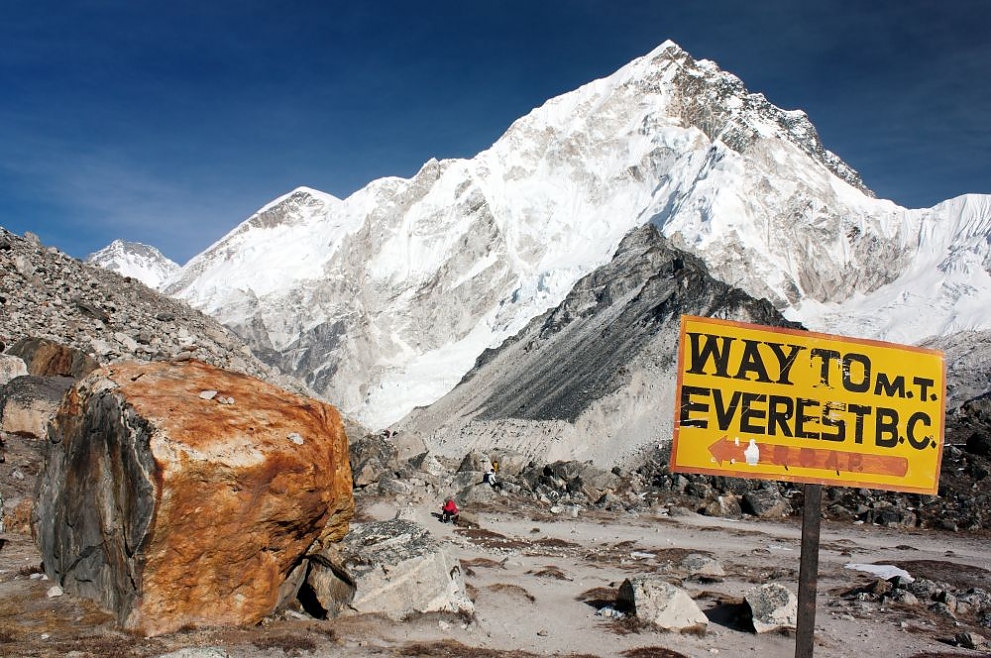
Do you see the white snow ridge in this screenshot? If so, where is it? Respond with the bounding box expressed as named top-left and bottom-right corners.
top-left (87, 240), bottom-right (181, 290)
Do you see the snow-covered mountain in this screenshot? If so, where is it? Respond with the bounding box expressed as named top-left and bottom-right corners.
top-left (163, 40), bottom-right (991, 433)
top-left (87, 240), bottom-right (180, 290)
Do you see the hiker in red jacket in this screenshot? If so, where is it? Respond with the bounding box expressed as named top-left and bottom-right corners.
top-left (441, 497), bottom-right (459, 523)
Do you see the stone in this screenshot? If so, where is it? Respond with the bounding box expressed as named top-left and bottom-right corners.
top-left (0, 375), bottom-right (75, 438)
top-left (457, 450), bottom-right (493, 473)
top-left (458, 482), bottom-right (500, 504)
top-left (617, 575), bottom-right (708, 632)
top-left (955, 631), bottom-right (989, 651)
top-left (409, 451), bottom-right (448, 477)
top-left (744, 583), bottom-right (798, 633)
top-left (487, 448), bottom-right (528, 477)
top-left (0, 354), bottom-right (27, 386)
top-left (703, 494), bottom-right (742, 518)
top-left (680, 553), bottom-right (725, 578)
top-left (6, 337), bottom-right (99, 379)
top-left (306, 519), bottom-right (473, 621)
top-left (34, 359), bottom-right (354, 636)
top-left (742, 487), bottom-right (791, 518)
top-left (349, 434), bottom-right (399, 487)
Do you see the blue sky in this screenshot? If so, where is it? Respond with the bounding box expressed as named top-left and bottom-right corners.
top-left (2, 1), bottom-right (988, 264)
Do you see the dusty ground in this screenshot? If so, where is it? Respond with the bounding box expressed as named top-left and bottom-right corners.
top-left (2, 464), bottom-right (991, 658)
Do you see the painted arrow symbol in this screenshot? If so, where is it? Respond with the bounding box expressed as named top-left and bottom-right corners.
top-left (707, 435), bottom-right (909, 478)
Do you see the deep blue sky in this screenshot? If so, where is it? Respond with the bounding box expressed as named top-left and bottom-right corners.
top-left (2, 1), bottom-right (988, 264)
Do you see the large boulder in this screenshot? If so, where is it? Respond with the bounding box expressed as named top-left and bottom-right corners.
top-left (617, 575), bottom-right (708, 632)
top-left (0, 375), bottom-right (75, 438)
top-left (6, 337), bottom-right (99, 378)
top-left (744, 583), bottom-right (798, 633)
top-left (306, 519), bottom-right (473, 620)
top-left (34, 359), bottom-right (354, 636)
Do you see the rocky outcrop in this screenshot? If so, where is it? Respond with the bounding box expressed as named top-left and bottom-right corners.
top-left (0, 227), bottom-right (300, 393)
top-left (34, 359), bottom-right (354, 636)
top-left (306, 519), bottom-right (473, 620)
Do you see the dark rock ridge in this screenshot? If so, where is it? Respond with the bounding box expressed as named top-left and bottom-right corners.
top-left (34, 359), bottom-right (354, 636)
top-left (398, 223), bottom-right (801, 464)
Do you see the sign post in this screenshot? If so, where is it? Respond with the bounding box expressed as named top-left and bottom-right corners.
top-left (671, 316), bottom-right (946, 656)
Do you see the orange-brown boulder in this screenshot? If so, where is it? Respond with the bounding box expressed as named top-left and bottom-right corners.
top-left (34, 359), bottom-right (353, 636)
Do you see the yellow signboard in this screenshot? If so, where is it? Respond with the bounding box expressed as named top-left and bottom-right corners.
top-left (671, 316), bottom-right (945, 495)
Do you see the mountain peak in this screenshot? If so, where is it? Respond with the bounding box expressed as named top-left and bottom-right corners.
top-left (86, 240), bottom-right (180, 290)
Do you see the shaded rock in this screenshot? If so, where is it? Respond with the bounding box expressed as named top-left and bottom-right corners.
top-left (742, 487), bottom-right (791, 518)
top-left (6, 337), bottom-right (99, 379)
top-left (458, 483), bottom-right (499, 505)
top-left (34, 359), bottom-right (354, 636)
top-left (617, 575), bottom-right (708, 632)
top-left (409, 451), bottom-right (448, 478)
top-left (0, 354), bottom-right (27, 386)
top-left (458, 450), bottom-right (493, 473)
top-left (349, 434), bottom-right (399, 488)
top-left (744, 583), bottom-right (798, 633)
top-left (0, 375), bottom-right (75, 438)
top-left (955, 631), bottom-right (989, 651)
top-left (307, 519), bottom-right (473, 620)
top-left (702, 494), bottom-right (742, 518)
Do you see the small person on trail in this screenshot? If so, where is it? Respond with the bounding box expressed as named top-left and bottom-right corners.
top-left (483, 467), bottom-right (502, 489)
top-left (441, 497), bottom-right (459, 523)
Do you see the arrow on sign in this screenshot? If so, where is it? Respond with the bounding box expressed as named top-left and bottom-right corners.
top-left (707, 436), bottom-right (909, 478)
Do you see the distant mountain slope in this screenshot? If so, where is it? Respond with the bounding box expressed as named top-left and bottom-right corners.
top-left (397, 224), bottom-right (799, 465)
top-left (160, 40), bottom-right (991, 430)
top-left (0, 228), bottom-right (293, 390)
top-left (87, 239), bottom-right (180, 290)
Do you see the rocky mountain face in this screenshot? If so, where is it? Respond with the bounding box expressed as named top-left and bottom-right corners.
top-left (0, 228), bottom-right (293, 389)
top-left (86, 239), bottom-right (181, 290)
top-left (398, 224), bottom-right (800, 465)
top-left (157, 40), bottom-right (991, 434)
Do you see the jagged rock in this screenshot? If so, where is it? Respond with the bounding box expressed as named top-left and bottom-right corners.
top-left (0, 354), bottom-right (27, 386)
top-left (617, 575), bottom-right (707, 632)
top-left (6, 337), bottom-right (99, 379)
top-left (409, 451), bottom-right (448, 477)
top-left (349, 434), bottom-right (399, 488)
top-left (34, 359), bottom-right (354, 636)
top-left (0, 375), bottom-right (75, 438)
top-left (702, 494), bottom-right (742, 518)
top-left (306, 519), bottom-right (473, 621)
top-left (742, 487), bottom-right (791, 518)
top-left (457, 450), bottom-right (493, 473)
top-left (744, 583), bottom-right (798, 633)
